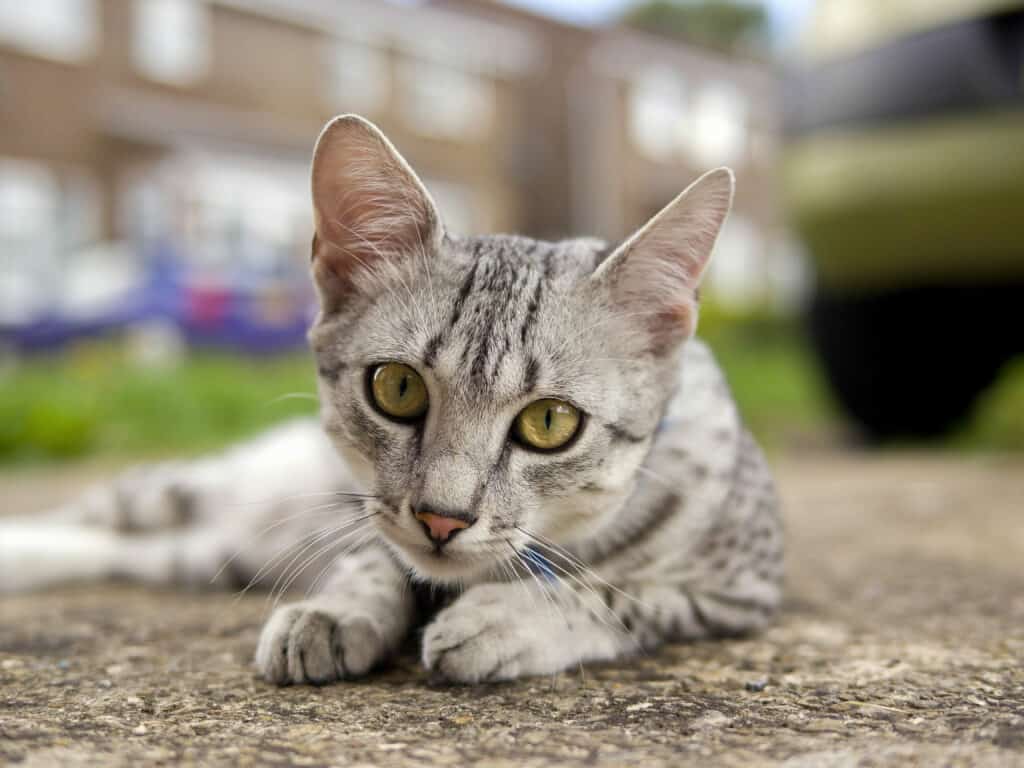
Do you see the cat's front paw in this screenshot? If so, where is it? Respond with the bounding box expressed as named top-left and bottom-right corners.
top-left (255, 602), bottom-right (387, 685)
top-left (422, 585), bottom-right (558, 684)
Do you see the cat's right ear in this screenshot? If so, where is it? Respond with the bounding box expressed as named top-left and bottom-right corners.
top-left (591, 168), bottom-right (733, 355)
top-left (310, 115), bottom-right (443, 311)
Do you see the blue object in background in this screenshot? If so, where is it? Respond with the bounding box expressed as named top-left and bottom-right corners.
top-left (2, 243), bottom-right (315, 355)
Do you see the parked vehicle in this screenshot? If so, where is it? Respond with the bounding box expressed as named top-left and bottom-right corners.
top-left (785, 0), bottom-right (1024, 437)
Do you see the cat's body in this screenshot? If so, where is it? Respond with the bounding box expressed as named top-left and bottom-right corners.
top-left (0, 116), bottom-right (783, 684)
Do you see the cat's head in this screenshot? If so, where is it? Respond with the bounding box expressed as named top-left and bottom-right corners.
top-left (307, 115), bottom-right (732, 584)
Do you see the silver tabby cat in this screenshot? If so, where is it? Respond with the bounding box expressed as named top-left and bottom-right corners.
top-left (1, 116), bottom-right (783, 684)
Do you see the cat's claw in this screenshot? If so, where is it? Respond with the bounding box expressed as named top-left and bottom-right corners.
top-left (256, 603), bottom-right (385, 685)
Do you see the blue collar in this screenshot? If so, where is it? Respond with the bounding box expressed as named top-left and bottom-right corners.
top-left (521, 545), bottom-right (558, 581)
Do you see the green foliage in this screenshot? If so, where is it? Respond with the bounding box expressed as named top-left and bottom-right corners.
top-left (954, 358), bottom-right (1024, 452)
top-left (622, 0), bottom-right (769, 53)
top-left (700, 299), bottom-right (1024, 453)
top-left (698, 300), bottom-right (837, 451)
top-left (2, 318), bottom-right (1023, 465)
top-left (0, 344), bottom-right (317, 463)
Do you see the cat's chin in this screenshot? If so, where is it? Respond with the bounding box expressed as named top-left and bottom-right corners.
top-left (381, 539), bottom-right (491, 585)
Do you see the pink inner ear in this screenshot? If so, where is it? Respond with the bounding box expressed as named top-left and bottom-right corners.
top-left (599, 168), bottom-right (732, 354)
top-left (317, 161), bottom-right (418, 259)
top-left (646, 301), bottom-right (697, 354)
top-left (311, 233), bottom-right (353, 283)
top-left (309, 118), bottom-right (439, 302)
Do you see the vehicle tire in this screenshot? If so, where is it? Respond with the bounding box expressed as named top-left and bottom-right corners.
top-left (806, 285), bottom-right (1011, 440)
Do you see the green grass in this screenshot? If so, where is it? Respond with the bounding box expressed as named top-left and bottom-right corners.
top-left (2, 321), bottom-right (1022, 464)
top-left (705, 328), bottom-right (837, 452)
top-left (702, 308), bottom-right (1024, 454)
top-left (0, 343), bottom-right (318, 463)
top-left (697, 302), bottom-right (838, 451)
top-left (952, 358), bottom-right (1024, 452)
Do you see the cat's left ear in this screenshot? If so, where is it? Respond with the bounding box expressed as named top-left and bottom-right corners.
top-left (310, 115), bottom-right (443, 310)
top-left (592, 167), bottom-right (733, 354)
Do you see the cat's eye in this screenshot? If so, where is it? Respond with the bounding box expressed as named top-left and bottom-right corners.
top-left (370, 363), bottom-right (429, 421)
top-left (513, 399), bottom-right (581, 451)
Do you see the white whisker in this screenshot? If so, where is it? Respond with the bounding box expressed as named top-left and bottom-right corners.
top-left (515, 525), bottom-right (652, 611)
top-left (234, 520), bottom-right (345, 602)
top-left (270, 517), bottom-right (378, 609)
top-left (213, 500), bottom-right (368, 584)
top-left (262, 392), bottom-right (319, 408)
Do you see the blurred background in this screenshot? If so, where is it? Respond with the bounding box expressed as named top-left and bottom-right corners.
top-left (1, 0), bottom-right (1022, 465)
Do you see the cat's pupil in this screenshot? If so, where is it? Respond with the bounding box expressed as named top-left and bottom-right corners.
top-left (545, 408), bottom-right (552, 431)
top-left (399, 376), bottom-right (408, 399)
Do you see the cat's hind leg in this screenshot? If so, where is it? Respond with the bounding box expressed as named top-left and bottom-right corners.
top-left (0, 460), bottom-right (227, 593)
top-left (0, 522), bottom-right (241, 593)
top-left (0, 419), bottom-right (355, 594)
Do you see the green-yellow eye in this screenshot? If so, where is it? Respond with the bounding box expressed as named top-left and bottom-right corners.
top-left (370, 363), bottom-right (428, 421)
top-left (514, 399), bottom-right (581, 451)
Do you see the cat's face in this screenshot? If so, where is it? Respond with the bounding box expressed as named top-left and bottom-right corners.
top-left (307, 116), bottom-right (732, 584)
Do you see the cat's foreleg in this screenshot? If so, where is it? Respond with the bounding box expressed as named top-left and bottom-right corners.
top-left (421, 565), bottom-right (782, 683)
top-left (421, 579), bottom-right (633, 683)
top-left (255, 545), bottom-right (414, 685)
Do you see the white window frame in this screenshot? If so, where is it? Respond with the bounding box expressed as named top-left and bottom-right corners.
top-left (399, 57), bottom-right (495, 141)
top-left (628, 67), bottom-right (688, 161)
top-left (323, 35), bottom-right (389, 114)
top-left (690, 82), bottom-right (749, 167)
top-left (0, 0), bottom-right (97, 62)
top-left (132, 0), bottom-right (210, 86)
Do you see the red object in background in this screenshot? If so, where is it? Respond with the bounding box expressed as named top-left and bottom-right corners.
top-left (186, 284), bottom-right (231, 328)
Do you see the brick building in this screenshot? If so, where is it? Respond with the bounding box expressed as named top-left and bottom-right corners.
top-left (0, 0), bottom-right (789, 324)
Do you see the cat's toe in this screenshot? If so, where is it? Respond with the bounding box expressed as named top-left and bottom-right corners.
top-left (422, 611), bottom-right (519, 684)
top-left (255, 605), bottom-right (301, 685)
top-left (287, 610), bottom-right (341, 684)
top-left (256, 604), bottom-right (382, 685)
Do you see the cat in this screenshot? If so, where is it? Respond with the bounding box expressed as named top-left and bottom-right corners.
top-left (0, 115), bottom-right (783, 684)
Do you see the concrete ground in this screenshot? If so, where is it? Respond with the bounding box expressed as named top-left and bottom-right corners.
top-left (1, 453), bottom-right (1022, 767)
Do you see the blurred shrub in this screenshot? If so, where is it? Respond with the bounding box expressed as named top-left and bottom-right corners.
top-left (956, 359), bottom-right (1024, 452)
top-left (697, 298), bottom-right (797, 343)
top-left (623, 0), bottom-right (769, 53)
top-left (700, 298), bottom-right (1024, 453)
top-left (2, 314), bottom-right (1021, 464)
top-left (0, 343), bottom-right (317, 463)
top-left (698, 299), bottom-right (838, 450)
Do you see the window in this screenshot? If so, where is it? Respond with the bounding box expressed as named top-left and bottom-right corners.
top-left (62, 172), bottom-right (101, 252)
top-left (766, 234), bottom-right (809, 310)
top-left (119, 172), bottom-right (170, 246)
top-left (691, 83), bottom-right (748, 167)
top-left (0, 0), bottom-right (97, 62)
top-left (0, 160), bottom-right (58, 249)
top-left (184, 156), bottom-right (310, 275)
top-left (399, 59), bottom-right (494, 140)
top-left (0, 160), bottom-right (106, 324)
top-left (704, 214), bottom-right (764, 308)
top-left (628, 67), bottom-right (687, 160)
top-left (325, 37), bottom-right (388, 113)
top-left (133, 0), bottom-right (209, 86)
top-left (422, 178), bottom-right (475, 236)
top-left (0, 160), bottom-right (60, 323)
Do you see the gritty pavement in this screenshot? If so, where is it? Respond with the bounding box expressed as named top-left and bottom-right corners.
top-left (1, 452), bottom-right (1022, 767)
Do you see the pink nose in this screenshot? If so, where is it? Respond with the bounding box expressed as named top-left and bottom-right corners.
top-left (414, 511), bottom-right (471, 543)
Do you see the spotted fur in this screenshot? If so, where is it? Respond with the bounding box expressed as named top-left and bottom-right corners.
top-left (1, 116), bottom-right (783, 685)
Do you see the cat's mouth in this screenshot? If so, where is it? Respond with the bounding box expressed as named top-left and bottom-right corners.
top-left (368, 510), bottom-right (470, 579)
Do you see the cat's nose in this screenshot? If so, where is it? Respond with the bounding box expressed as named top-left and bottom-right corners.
top-left (413, 505), bottom-right (475, 545)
